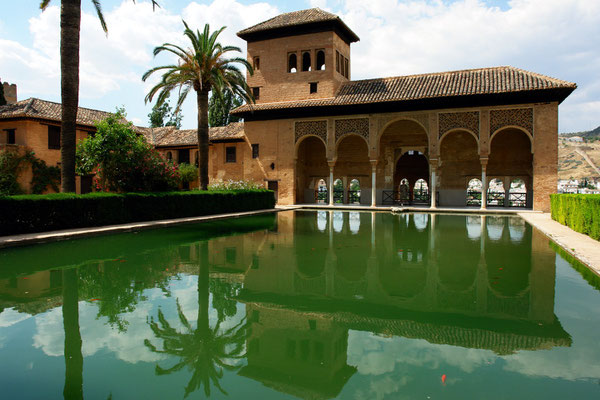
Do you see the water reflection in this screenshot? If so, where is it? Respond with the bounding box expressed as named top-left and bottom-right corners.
top-left (0, 211), bottom-right (583, 399)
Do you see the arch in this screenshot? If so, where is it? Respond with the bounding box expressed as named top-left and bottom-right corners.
top-left (316, 50), bottom-right (325, 70)
top-left (315, 178), bottom-right (328, 204)
top-left (439, 128), bottom-right (479, 147)
top-left (349, 211), bottom-right (360, 233)
top-left (413, 179), bottom-right (429, 203)
top-left (508, 178), bottom-right (527, 208)
top-left (317, 211), bottom-right (327, 232)
top-left (378, 117), bottom-right (428, 141)
top-left (302, 51), bottom-right (311, 72)
top-left (491, 125), bottom-right (533, 151)
top-left (438, 129), bottom-right (480, 207)
top-left (333, 179), bottom-right (344, 204)
top-left (333, 210), bottom-right (343, 232)
top-left (437, 215), bottom-right (479, 292)
top-left (288, 53), bottom-right (297, 73)
top-left (335, 132), bottom-right (369, 151)
top-left (166, 151), bottom-right (172, 160)
top-left (348, 179), bottom-right (361, 204)
top-left (295, 136), bottom-right (328, 204)
top-left (508, 217), bottom-right (526, 242)
top-left (414, 213), bottom-right (428, 232)
top-left (487, 178), bottom-right (506, 207)
top-left (467, 178), bottom-right (483, 206)
top-left (486, 216), bottom-right (505, 241)
top-left (466, 215), bottom-right (482, 239)
top-left (294, 134), bottom-right (327, 158)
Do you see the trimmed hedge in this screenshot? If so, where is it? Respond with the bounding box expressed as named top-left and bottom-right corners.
top-left (550, 194), bottom-right (600, 240)
top-left (0, 190), bottom-right (275, 236)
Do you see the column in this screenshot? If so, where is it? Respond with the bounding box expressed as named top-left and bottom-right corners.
top-left (430, 159), bottom-right (437, 209)
top-left (480, 158), bottom-right (488, 210)
top-left (370, 160), bottom-right (378, 207)
top-left (504, 176), bottom-right (511, 208)
top-left (328, 163), bottom-right (335, 206)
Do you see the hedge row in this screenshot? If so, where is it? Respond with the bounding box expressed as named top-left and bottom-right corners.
top-left (0, 190), bottom-right (275, 236)
top-left (550, 194), bottom-right (600, 240)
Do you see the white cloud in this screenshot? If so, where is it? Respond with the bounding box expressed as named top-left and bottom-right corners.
top-left (0, 308), bottom-right (32, 328)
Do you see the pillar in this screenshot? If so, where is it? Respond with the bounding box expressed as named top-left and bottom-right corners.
top-left (480, 158), bottom-right (488, 210)
top-left (370, 160), bottom-right (378, 207)
top-left (430, 159), bottom-right (438, 209)
top-left (504, 176), bottom-right (511, 208)
top-left (328, 162), bottom-right (335, 206)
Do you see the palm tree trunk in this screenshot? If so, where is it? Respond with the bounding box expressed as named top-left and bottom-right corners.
top-left (197, 241), bottom-right (210, 334)
top-left (197, 88), bottom-right (210, 190)
top-left (62, 268), bottom-right (83, 400)
top-left (60, 0), bottom-right (81, 193)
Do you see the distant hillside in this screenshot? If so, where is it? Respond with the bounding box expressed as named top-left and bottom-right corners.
top-left (559, 140), bottom-right (600, 179)
top-left (560, 126), bottom-right (600, 141)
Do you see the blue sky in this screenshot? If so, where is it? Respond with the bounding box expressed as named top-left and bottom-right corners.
top-left (1, 0), bottom-right (598, 132)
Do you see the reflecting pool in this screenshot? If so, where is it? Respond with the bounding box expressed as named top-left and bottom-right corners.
top-left (1, 211), bottom-right (600, 399)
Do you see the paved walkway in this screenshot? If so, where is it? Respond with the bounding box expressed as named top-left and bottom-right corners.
top-left (519, 212), bottom-right (600, 276)
top-left (0, 208), bottom-right (281, 249)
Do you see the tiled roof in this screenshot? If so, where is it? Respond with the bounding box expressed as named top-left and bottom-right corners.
top-left (136, 122), bottom-right (245, 147)
top-left (232, 66), bottom-right (577, 114)
top-left (238, 8), bottom-right (338, 35)
top-left (0, 98), bottom-right (114, 127)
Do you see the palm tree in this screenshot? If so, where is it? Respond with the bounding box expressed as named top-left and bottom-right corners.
top-left (144, 242), bottom-right (250, 397)
top-left (143, 21), bottom-right (254, 190)
top-left (62, 268), bottom-right (83, 400)
top-left (40, 0), bottom-right (158, 192)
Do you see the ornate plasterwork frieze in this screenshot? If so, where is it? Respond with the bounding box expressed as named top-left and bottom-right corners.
top-left (490, 108), bottom-right (534, 136)
top-left (438, 111), bottom-right (480, 139)
top-left (294, 120), bottom-right (327, 143)
top-left (335, 118), bottom-right (370, 142)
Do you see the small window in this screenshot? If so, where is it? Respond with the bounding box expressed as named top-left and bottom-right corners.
top-left (195, 151), bottom-right (199, 166)
top-left (344, 57), bottom-right (349, 78)
top-left (310, 82), bottom-right (318, 94)
top-left (288, 53), bottom-right (297, 73)
top-left (5, 129), bottom-right (16, 144)
top-left (252, 87), bottom-right (260, 100)
top-left (252, 143), bottom-right (259, 159)
top-left (166, 151), bottom-right (172, 160)
top-left (316, 50), bottom-right (325, 71)
top-left (225, 247), bottom-right (236, 264)
top-left (226, 146), bottom-right (236, 163)
top-left (336, 50), bottom-right (340, 72)
top-left (178, 149), bottom-right (190, 164)
top-left (48, 125), bottom-right (61, 149)
top-left (302, 51), bottom-right (311, 72)
top-left (253, 56), bottom-right (260, 71)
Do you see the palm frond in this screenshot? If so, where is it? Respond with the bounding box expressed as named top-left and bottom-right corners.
top-left (91, 0), bottom-right (108, 33)
top-left (39, 0), bottom-right (51, 10)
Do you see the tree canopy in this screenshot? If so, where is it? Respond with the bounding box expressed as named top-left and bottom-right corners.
top-left (148, 99), bottom-right (183, 129)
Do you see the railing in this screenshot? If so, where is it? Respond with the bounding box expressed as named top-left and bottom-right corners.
top-left (348, 190), bottom-right (361, 204)
top-left (466, 190), bottom-right (482, 206)
top-left (333, 190), bottom-right (344, 203)
top-left (413, 189), bottom-right (430, 204)
top-left (509, 192), bottom-right (527, 207)
top-left (314, 189), bottom-right (328, 203)
top-left (382, 190), bottom-right (413, 205)
top-left (486, 192), bottom-right (505, 207)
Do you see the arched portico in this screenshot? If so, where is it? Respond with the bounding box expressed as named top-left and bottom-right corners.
top-left (295, 135), bottom-right (329, 204)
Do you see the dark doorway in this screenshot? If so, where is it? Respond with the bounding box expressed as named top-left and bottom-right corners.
top-left (178, 149), bottom-right (190, 164)
top-left (80, 175), bottom-right (93, 194)
top-left (394, 152), bottom-right (429, 204)
top-left (268, 181), bottom-right (278, 203)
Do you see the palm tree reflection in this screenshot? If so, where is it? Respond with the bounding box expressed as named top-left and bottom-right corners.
top-left (144, 242), bottom-right (250, 397)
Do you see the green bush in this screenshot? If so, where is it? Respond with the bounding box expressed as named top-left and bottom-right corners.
top-left (550, 194), bottom-right (600, 240)
top-left (178, 163), bottom-right (198, 185)
top-left (0, 190), bottom-right (275, 236)
top-left (76, 110), bottom-right (179, 192)
top-left (0, 151), bottom-right (24, 195)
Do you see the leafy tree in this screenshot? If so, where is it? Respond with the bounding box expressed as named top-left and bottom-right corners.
top-left (178, 163), bottom-right (198, 189)
top-left (148, 100), bottom-right (183, 129)
top-left (76, 109), bottom-right (179, 192)
top-left (39, 0), bottom-right (159, 193)
top-left (143, 21), bottom-right (254, 190)
top-left (144, 242), bottom-right (250, 397)
top-left (208, 91), bottom-right (242, 127)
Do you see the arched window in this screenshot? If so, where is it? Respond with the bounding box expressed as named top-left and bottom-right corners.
top-left (166, 151), bottom-right (172, 160)
top-left (302, 51), bottom-right (311, 72)
top-left (399, 178), bottom-right (410, 202)
top-left (349, 178), bottom-right (360, 204)
top-left (195, 151), bottom-right (199, 167)
top-left (413, 179), bottom-right (429, 202)
top-left (333, 178), bottom-right (343, 203)
top-left (316, 178), bottom-right (328, 203)
top-left (487, 178), bottom-right (505, 207)
top-left (467, 178), bottom-right (482, 206)
top-left (288, 53), bottom-right (297, 73)
top-left (509, 178), bottom-right (527, 207)
top-left (316, 50), bottom-right (325, 70)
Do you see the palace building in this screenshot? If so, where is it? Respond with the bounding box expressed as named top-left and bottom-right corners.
top-left (0, 8), bottom-right (577, 212)
top-left (229, 8), bottom-right (576, 212)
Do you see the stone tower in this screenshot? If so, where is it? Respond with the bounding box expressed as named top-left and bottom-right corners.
top-left (237, 8), bottom-right (359, 104)
top-left (1, 81), bottom-right (17, 104)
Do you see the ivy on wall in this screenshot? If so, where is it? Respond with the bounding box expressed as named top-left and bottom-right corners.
top-left (0, 150), bottom-right (61, 195)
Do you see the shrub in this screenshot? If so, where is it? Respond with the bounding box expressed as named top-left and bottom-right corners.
top-left (0, 151), bottom-right (24, 195)
top-left (207, 179), bottom-right (265, 191)
top-left (77, 110), bottom-right (179, 192)
top-left (0, 190), bottom-right (275, 236)
top-left (550, 194), bottom-right (600, 240)
top-left (178, 163), bottom-right (198, 185)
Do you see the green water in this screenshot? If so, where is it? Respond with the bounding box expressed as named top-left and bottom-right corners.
top-left (1, 210), bottom-right (600, 399)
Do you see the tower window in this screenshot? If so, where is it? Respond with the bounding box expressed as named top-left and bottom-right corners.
top-left (344, 57), bottom-right (349, 78)
top-left (253, 56), bottom-right (260, 71)
top-left (316, 50), bottom-right (325, 71)
top-left (252, 87), bottom-right (260, 100)
top-left (310, 82), bottom-right (318, 94)
top-left (302, 51), bottom-right (311, 72)
top-left (48, 125), bottom-right (61, 149)
top-left (252, 143), bottom-right (259, 159)
top-left (288, 53), bottom-right (297, 73)
top-left (336, 51), bottom-right (340, 72)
